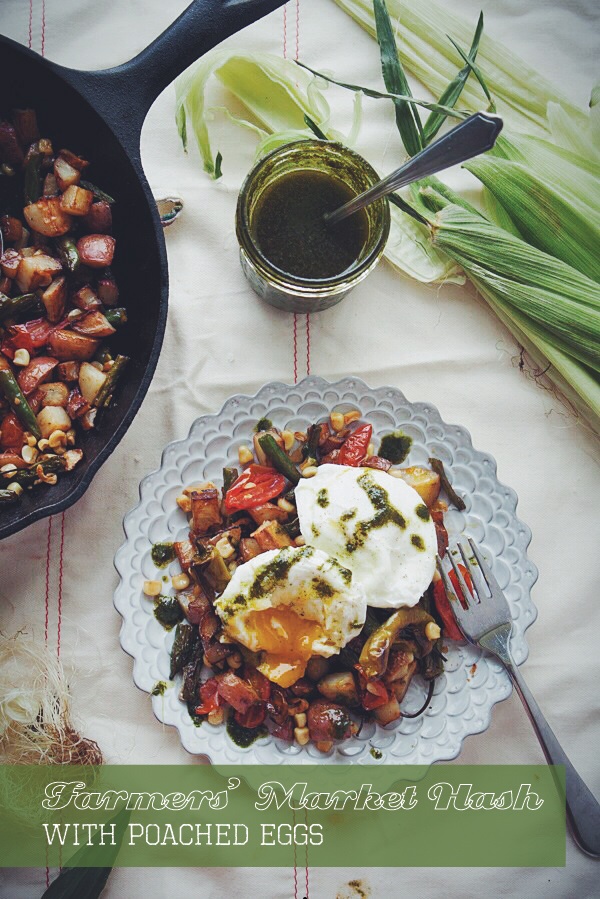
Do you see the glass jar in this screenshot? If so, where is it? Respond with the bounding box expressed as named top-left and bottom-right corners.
top-left (236, 140), bottom-right (390, 313)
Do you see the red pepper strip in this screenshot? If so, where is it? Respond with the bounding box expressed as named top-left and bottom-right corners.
top-left (432, 564), bottom-right (473, 642)
top-left (234, 703), bottom-right (266, 729)
top-left (245, 667), bottom-right (272, 702)
top-left (336, 423), bottom-right (373, 467)
top-left (361, 679), bottom-right (389, 711)
top-left (223, 463), bottom-right (286, 513)
top-left (194, 678), bottom-right (220, 716)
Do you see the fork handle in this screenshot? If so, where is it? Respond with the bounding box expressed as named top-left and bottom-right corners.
top-left (506, 661), bottom-right (600, 858)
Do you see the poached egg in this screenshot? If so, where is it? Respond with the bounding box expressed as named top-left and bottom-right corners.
top-left (295, 464), bottom-right (437, 609)
top-left (214, 545), bottom-right (366, 687)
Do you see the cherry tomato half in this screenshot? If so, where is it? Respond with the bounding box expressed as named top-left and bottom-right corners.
top-left (336, 423), bottom-right (372, 467)
top-left (223, 463), bottom-right (286, 513)
top-left (432, 564), bottom-right (473, 642)
top-left (194, 678), bottom-right (220, 716)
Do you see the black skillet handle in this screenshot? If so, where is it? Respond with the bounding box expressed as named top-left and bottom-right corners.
top-left (57, 0), bottom-right (287, 159)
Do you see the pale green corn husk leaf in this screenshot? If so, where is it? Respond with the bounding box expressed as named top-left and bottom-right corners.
top-left (465, 156), bottom-right (600, 283)
top-left (385, 206), bottom-right (465, 285)
top-left (482, 189), bottom-right (523, 237)
top-left (546, 101), bottom-right (599, 160)
top-left (473, 279), bottom-right (600, 438)
top-left (431, 205), bottom-right (600, 373)
top-left (491, 131), bottom-right (600, 181)
top-left (331, 0), bottom-right (586, 133)
top-left (176, 48), bottom-right (459, 284)
top-left (175, 51), bottom-right (331, 176)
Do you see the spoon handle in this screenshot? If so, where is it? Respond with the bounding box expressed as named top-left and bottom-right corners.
top-left (325, 112), bottom-right (503, 225)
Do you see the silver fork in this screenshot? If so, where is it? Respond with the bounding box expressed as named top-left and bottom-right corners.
top-left (437, 539), bottom-right (600, 858)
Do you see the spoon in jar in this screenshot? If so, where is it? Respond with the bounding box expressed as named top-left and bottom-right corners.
top-left (324, 111), bottom-right (503, 226)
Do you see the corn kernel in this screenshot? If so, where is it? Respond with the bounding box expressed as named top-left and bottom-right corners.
top-left (294, 712), bottom-right (307, 728)
top-left (425, 621), bottom-right (441, 641)
top-left (37, 438), bottom-right (50, 451)
top-left (294, 431), bottom-right (307, 443)
top-left (281, 430), bottom-right (295, 451)
top-left (294, 727), bottom-right (310, 746)
top-left (367, 443), bottom-right (374, 457)
top-left (237, 444), bottom-right (254, 465)
top-left (294, 536), bottom-right (306, 547)
top-left (277, 497), bottom-right (295, 513)
top-left (216, 537), bottom-right (235, 560)
top-left (302, 465), bottom-right (318, 478)
top-left (330, 411), bottom-right (345, 432)
top-left (21, 445), bottom-right (38, 464)
top-left (26, 433), bottom-right (38, 447)
top-left (171, 572), bottom-right (190, 591)
top-left (176, 494), bottom-right (192, 513)
top-left (344, 410), bottom-right (361, 425)
top-left (208, 708), bottom-right (224, 726)
top-left (48, 430), bottom-right (67, 451)
top-left (315, 741), bottom-right (333, 753)
top-left (91, 361), bottom-right (103, 371)
top-left (12, 348), bottom-right (30, 367)
top-left (143, 580), bottom-right (161, 597)
top-left (0, 463), bottom-right (17, 475)
top-left (6, 482), bottom-right (23, 496)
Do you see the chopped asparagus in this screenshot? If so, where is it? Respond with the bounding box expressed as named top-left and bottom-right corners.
top-left (0, 366), bottom-right (41, 438)
top-left (92, 354), bottom-right (129, 408)
top-left (428, 457), bottom-right (466, 510)
top-left (257, 433), bottom-right (300, 485)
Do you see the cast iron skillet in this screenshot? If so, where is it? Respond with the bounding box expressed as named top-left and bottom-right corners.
top-left (0, 0), bottom-right (287, 540)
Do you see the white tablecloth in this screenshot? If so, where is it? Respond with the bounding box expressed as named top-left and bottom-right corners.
top-left (0, 0), bottom-right (598, 896)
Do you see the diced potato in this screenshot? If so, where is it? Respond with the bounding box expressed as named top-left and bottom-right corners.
top-left (251, 520), bottom-right (293, 551)
top-left (37, 382), bottom-right (69, 408)
top-left (23, 197), bottom-right (72, 237)
top-left (60, 184), bottom-right (93, 216)
top-left (0, 248), bottom-right (22, 279)
top-left (317, 672), bottom-right (359, 704)
top-left (36, 405), bottom-right (72, 438)
top-left (0, 214), bottom-right (23, 243)
top-left (15, 254), bottom-right (62, 292)
top-left (394, 466), bottom-right (441, 508)
top-left (41, 275), bottom-right (67, 323)
top-left (372, 697), bottom-right (401, 726)
top-left (54, 156), bottom-right (81, 191)
top-left (58, 148), bottom-right (88, 171)
top-left (47, 330), bottom-right (99, 361)
top-left (78, 361), bottom-right (107, 404)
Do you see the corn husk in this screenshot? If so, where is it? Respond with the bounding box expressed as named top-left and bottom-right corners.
top-left (331, 0), bottom-right (586, 134)
top-left (431, 205), bottom-right (600, 374)
top-left (465, 156), bottom-right (600, 283)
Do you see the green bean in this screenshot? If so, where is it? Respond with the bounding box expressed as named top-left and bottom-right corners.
top-left (303, 423), bottom-right (322, 464)
top-left (0, 367), bottom-right (41, 438)
top-left (79, 179), bottom-right (115, 205)
top-left (93, 354), bottom-right (129, 408)
top-left (8, 456), bottom-right (64, 487)
top-left (103, 307), bottom-right (127, 328)
top-left (222, 466), bottom-right (239, 493)
top-left (56, 236), bottom-right (80, 273)
top-left (257, 433), bottom-right (300, 485)
top-left (23, 151), bottom-right (42, 205)
top-left (0, 292), bottom-right (40, 323)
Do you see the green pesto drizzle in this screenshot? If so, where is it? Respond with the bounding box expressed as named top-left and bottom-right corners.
top-left (316, 488), bottom-right (329, 508)
top-left (151, 681), bottom-right (168, 696)
top-left (411, 534), bottom-right (425, 551)
top-left (311, 523), bottom-right (321, 539)
top-left (416, 503), bottom-right (431, 521)
top-left (345, 470), bottom-right (407, 553)
top-left (340, 508), bottom-right (357, 523)
top-left (379, 431), bottom-right (412, 464)
top-left (227, 715), bottom-right (267, 748)
top-left (153, 596), bottom-right (183, 630)
top-left (254, 417), bottom-right (273, 432)
top-left (312, 577), bottom-right (335, 598)
top-left (151, 542), bottom-right (175, 568)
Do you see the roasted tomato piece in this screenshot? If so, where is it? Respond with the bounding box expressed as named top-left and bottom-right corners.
top-left (223, 464), bottom-right (286, 513)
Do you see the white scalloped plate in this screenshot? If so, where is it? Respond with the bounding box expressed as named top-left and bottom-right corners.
top-left (114, 376), bottom-right (537, 765)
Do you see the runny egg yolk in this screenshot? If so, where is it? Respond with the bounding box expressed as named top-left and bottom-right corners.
top-left (241, 606), bottom-right (323, 688)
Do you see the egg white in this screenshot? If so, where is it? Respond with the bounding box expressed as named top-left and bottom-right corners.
top-left (295, 464), bottom-right (437, 609)
top-left (214, 544), bottom-right (367, 657)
